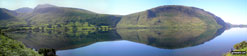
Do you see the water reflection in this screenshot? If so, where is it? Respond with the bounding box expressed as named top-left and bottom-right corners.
top-left (5, 30), bottom-right (121, 50)
top-left (5, 27), bottom-right (225, 50)
top-left (117, 27), bottom-right (225, 49)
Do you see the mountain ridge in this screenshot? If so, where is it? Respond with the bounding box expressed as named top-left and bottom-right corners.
top-left (0, 4), bottom-right (227, 30)
top-left (15, 7), bottom-right (33, 13)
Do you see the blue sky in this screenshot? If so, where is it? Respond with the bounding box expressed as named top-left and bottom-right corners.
top-left (0, 0), bottom-right (246, 24)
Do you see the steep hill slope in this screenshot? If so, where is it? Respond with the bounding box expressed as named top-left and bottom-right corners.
top-left (27, 4), bottom-right (121, 27)
top-left (117, 5), bottom-right (226, 29)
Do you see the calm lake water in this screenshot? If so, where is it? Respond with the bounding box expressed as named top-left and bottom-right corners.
top-left (5, 27), bottom-right (247, 56)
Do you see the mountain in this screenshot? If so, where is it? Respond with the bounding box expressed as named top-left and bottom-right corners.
top-left (229, 24), bottom-right (247, 28)
top-left (117, 5), bottom-right (226, 28)
top-left (27, 4), bottom-right (121, 27)
top-left (0, 5), bottom-right (228, 30)
top-left (0, 8), bottom-right (26, 28)
top-left (34, 4), bottom-right (57, 10)
top-left (0, 4), bottom-right (121, 30)
top-left (0, 8), bottom-right (15, 20)
top-left (15, 7), bottom-right (33, 13)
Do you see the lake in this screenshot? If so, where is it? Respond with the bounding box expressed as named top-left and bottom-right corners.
top-left (5, 27), bottom-right (247, 56)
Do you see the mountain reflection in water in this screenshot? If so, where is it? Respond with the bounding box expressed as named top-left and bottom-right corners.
top-left (5, 27), bottom-right (225, 50)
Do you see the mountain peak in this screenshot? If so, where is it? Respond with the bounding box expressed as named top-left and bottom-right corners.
top-left (35, 4), bottom-right (57, 9)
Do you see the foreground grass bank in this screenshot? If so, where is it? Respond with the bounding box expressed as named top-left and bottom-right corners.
top-left (224, 41), bottom-right (247, 56)
top-left (0, 33), bottom-right (42, 56)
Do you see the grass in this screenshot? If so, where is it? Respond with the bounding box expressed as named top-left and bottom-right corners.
top-left (0, 34), bottom-right (42, 56)
top-left (224, 41), bottom-right (247, 56)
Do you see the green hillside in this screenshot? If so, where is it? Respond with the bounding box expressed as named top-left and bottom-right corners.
top-left (117, 5), bottom-right (226, 29)
top-left (0, 5), bottom-right (227, 30)
top-left (0, 4), bottom-right (121, 31)
top-left (25, 4), bottom-right (121, 30)
top-left (0, 8), bottom-right (26, 29)
top-left (30, 4), bottom-right (121, 27)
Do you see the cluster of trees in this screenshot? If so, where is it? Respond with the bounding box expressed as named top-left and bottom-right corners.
top-left (17, 22), bottom-right (112, 32)
top-left (38, 48), bottom-right (56, 56)
top-left (234, 41), bottom-right (247, 50)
